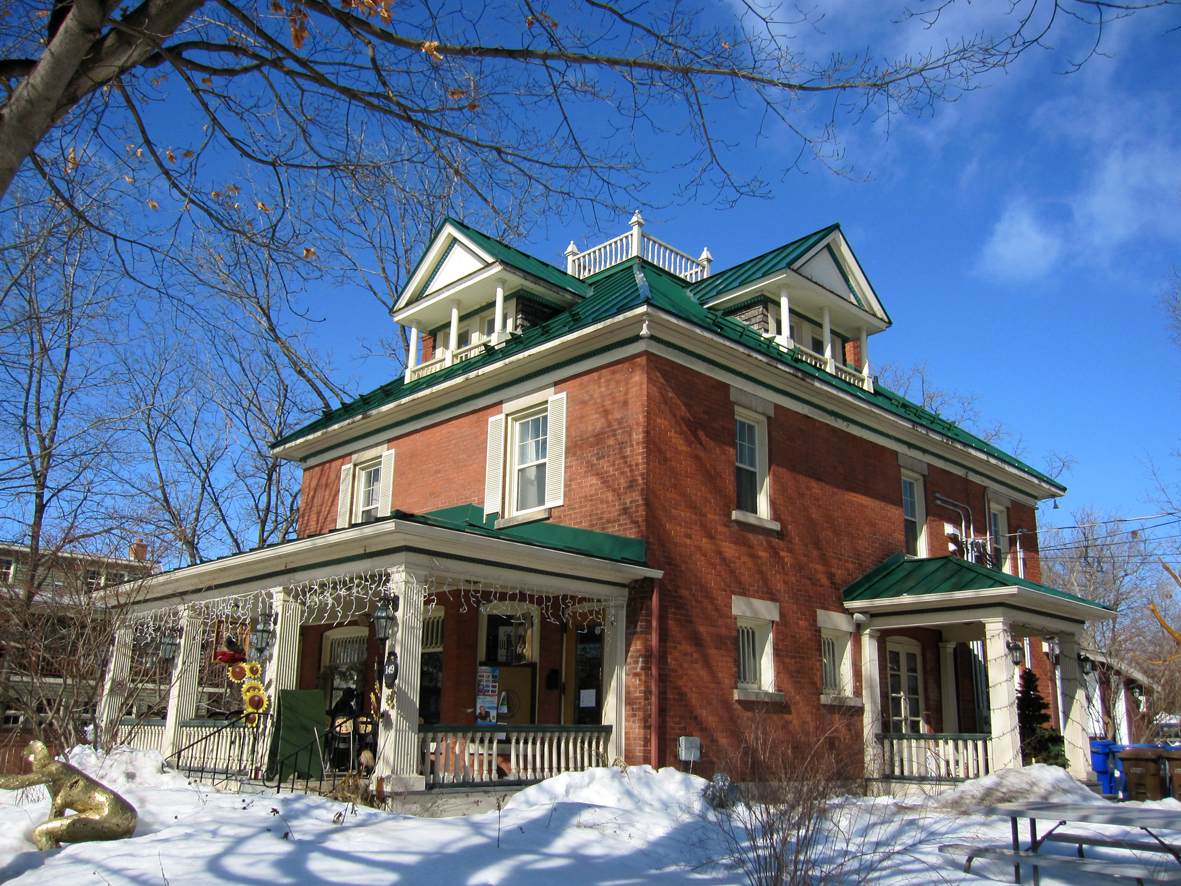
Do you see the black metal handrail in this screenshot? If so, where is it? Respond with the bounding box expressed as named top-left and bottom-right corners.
top-left (418, 723), bottom-right (613, 734)
top-left (169, 711), bottom-right (271, 789)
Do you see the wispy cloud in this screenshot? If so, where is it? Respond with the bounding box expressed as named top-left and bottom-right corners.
top-left (976, 201), bottom-right (1064, 281)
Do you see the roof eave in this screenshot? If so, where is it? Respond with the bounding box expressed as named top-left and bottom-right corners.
top-left (844, 585), bottom-right (1114, 623)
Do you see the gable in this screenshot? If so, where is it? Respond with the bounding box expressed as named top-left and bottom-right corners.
top-left (798, 245), bottom-right (859, 305)
top-left (422, 240), bottom-right (486, 296)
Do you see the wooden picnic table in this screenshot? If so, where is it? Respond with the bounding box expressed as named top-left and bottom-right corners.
top-left (941, 801), bottom-right (1181, 885)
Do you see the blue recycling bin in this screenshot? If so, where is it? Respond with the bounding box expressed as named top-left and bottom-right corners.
top-left (1090, 740), bottom-right (1116, 795)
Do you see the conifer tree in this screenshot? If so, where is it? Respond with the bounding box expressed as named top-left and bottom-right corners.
top-left (1017, 669), bottom-right (1068, 767)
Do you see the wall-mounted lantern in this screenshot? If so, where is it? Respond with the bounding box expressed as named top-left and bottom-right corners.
top-left (374, 595), bottom-right (400, 644)
top-left (158, 628), bottom-right (182, 664)
top-left (251, 608), bottom-right (275, 657)
top-left (1006, 640), bottom-right (1024, 667)
top-left (1078, 652), bottom-right (1095, 676)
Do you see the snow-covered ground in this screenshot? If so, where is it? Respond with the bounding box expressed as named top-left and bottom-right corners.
top-left (1, 748), bottom-right (1179, 885)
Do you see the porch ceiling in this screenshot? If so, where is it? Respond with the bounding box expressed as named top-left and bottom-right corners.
top-left (842, 553), bottom-right (1113, 631)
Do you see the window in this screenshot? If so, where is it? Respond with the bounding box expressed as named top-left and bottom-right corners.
top-left (732, 595), bottom-right (781, 700)
top-left (85, 569), bottom-right (103, 592)
top-left (335, 449), bottom-right (396, 529)
top-left (0, 557), bottom-right (13, 583)
top-left (484, 392), bottom-right (566, 519)
top-left (901, 472), bottom-right (926, 557)
top-left (734, 408), bottom-right (770, 520)
top-left (886, 639), bottom-right (924, 733)
top-left (989, 506), bottom-right (1010, 573)
top-left (821, 630), bottom-right (851, 696)
top-left (320, 626), bottom-right (371, 713)
top-left (419, 610), bottom-right (445, 726)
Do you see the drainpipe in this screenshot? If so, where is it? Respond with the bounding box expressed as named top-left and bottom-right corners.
top-left (650, 577), bottom-right (661, 771)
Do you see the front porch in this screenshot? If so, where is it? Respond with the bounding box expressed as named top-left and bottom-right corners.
top-left (98, 506), bottom-right (660, 796)
top-left (847, 554), bottom-right (1114, 790)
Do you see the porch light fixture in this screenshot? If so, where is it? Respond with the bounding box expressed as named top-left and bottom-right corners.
top-left (1006, 640), bottom-right (1024, 666)
top-left (1045, 637), bottom-right (1060, 666)
top-left (1078, 652), bottom-right (1095, 675)
top-left (158, 628), bottom-right (182, 664)
top-left (251, 608), bottom-right (275, 657)
top-left (374, 595), bottom-right (400, 644)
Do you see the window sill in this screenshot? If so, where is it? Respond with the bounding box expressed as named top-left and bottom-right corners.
top-left (733, 689), bottom-right (786, 703)
top-left (731, 511), bottom-right (781, 532)
top-left (495, 508), bottom-right (551, 530)
top-left (820, 694), bottom-right (864, 708)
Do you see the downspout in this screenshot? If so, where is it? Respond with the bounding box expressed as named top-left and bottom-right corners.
top-left (650, 577), bottom-right (661, 771)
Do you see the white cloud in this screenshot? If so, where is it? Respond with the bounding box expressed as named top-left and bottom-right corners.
top-left (976, 201), bottom-right (1064, 280)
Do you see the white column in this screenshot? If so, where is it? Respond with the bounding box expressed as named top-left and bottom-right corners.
top-left (940, 642), bottom-right (960, 734)
top-left (374, 569), bottom-right (426, 792)
top-left (822, 306), bottom-right (833, 371)
top-left (265, 588), bottom-right (303, 697)
top-left (445, 301), bottom-right (460, 365)
top-left (160, 609), bottom-right (203, 761)
top-left (859, 326), bottom-right (869, 374)
top-left (778, 287), bottom-right (792, 347)
top-left (984, 619), bottom-right (1022, 772)
top-left (565, 242), bottom-right (580, 276)
top-left (1117, 682), bottom-right (1132, 744)
top-left (630, 210), bottom-right (644, 259)
top-left (861, 628), bottom-right (882, 778)
top-left (493, 280), bottom-right (505, 343)
top-left (407, 326), bottom-right (419, 370)
top-left (601, 599), bottom-right (627, 764)
top-left (1056, 634), bottom-right (1092, 779)
top-left (97, 626), bottom-right (134, 749)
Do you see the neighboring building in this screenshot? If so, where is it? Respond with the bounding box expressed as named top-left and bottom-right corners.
top-left (103, 214), bottom-right (1111, 793)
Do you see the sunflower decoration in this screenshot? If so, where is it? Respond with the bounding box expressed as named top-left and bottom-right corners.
top-left (242, 712), bottom-right (260, 728)
top-left (227, 662), bottom-right (249, 683)
top-left (241, 680), bottom-right (269, 714)
top-left (245, 660), bottom-right (263, 680)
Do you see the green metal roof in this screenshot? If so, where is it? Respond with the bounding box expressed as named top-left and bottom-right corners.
top-left (278, 223), bottom-right (1061, 493)
top-left (396, 217), bottom-right (588, 313)
top-left (843, 552), bottom-right (1113, 611)
top-left (402, 504), bottom-right (647, 565)
top-left (688, 223), bottom-right (840, 304)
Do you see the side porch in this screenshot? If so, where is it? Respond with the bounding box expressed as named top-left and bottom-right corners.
top-left (97, 506), bottom-right (660, 797)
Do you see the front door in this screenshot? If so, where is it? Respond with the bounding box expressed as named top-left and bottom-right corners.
top-left (563, 614), bottom-right (603, 725)
top-left (886, 639), bottom-right (924, 733)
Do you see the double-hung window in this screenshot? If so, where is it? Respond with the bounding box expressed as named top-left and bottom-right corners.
top-left (989, 506), bottom-right (1010, 573)
top-left (733, 407), bottom-right (770, 521)
top-left (900, 472), bottom-right (926, 557)
top-left (336, 449), bottom-right (397, 528)
top-left (485, 392), bottom-right (567, 520)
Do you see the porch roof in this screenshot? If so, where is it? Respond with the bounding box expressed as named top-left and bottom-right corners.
top-left (843, 553), bottom-right (1113, 622)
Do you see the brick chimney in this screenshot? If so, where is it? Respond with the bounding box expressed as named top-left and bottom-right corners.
top-left (129, 539), bottom-right (148, 562)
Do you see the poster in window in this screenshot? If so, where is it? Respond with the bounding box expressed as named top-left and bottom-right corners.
top-left (476, 666), bottom-right (498, 724)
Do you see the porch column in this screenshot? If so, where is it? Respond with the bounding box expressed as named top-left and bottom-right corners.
top-left (778, 286), bottom-right (792, 347)
top-left (860, 627), bottom-right (882, 778)
top-left (1056, 634), bottom-right (1091, 779)
top-left (445, 301), bottom-right (460, 365)
top-left (859, 326), bottom-right (872, 391)
top-left (601, 599), bottom-right (627, 764)
top-left (265, 587), bottom-right (303, 696)
top-left (160, 608), bottom-right (203, 760)
top-left (983, 619), bottom-right (1022, 772)
top-left (940, 641), bottom-right (959, 734)
top-left (374, 568), bottom-right (426, 792)
top-left (407, 325), bottom-right (420, 371)
top-left (493, 280), bottom-right (505, 343)
top-left (96, 626), bottom-right (134, 749)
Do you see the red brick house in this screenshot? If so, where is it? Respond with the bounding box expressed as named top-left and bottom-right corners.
top-left (103, 213), bottom-right (1110, 793)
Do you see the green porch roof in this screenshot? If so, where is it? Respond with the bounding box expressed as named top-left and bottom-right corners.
top-left (688, 223), bottom-right (840, 304)
top-left (843, 553), bottom-right (1113, 611)
top-left (399, 504), bottom-right (647, 565)
top-left (276, 224), bottom-right (1061, 494)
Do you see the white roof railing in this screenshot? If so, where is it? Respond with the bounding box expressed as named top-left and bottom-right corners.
top-left (565, 212), bottom-right (711, 282)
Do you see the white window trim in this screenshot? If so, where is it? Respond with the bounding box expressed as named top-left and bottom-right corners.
top-left (732, 594), bottom-right (783, 702)
top-left (989, 505), bottom-right (1011, 574)
top-left (353, 458), bottom-right (383, 524)
top-left (820, 629), bottom-right (854, 701)
top-left (320, 626), bottom-right (371, 670)
top-left (901, 470), bottom-right (928, 557)
top-left (422, 607), bottom-right (445, 654)
top-left (335, 449), bottom-right (395, 529)
top-left (484, 392), bottom-right (567, 518)
top-left (733, 406), bottom-right (771, 522)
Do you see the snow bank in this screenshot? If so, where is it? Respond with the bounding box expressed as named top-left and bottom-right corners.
top-left (924, 764), bottom-right (1104, 812)
top-left (63, 745), bottom-right (196, 793)
top-left (505, 764), bottom-right (709, 816)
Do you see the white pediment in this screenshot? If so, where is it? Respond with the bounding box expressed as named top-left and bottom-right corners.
top-left (798, 246), bottom-right (856, 301)
top-left (425, 241), bottom-right (486, 295)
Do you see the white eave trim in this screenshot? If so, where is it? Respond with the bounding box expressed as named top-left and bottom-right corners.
top-left (843, 585), bottom-right (1114, 623)
top-left (395, 225), bottom-right (495, 312)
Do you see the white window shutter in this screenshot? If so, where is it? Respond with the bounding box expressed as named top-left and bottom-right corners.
top-left (484, 414), bottom-right (506, 517)
top-left (335, 463), bottom-right (354, 529)
top-left (377, 449), bottom-right (396, 516)
top-left (545, 393), bottom-right (566, 508)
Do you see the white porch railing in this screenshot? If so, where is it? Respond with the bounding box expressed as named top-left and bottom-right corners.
top-left (420, 724), bottom-right (612, 787)
top-left (790, 345), bottom-right (872, 390)
top-left (116, 718), bottom-right (165, 752)
top-left (878, 732), bottom-right (991, 780)
top-left (406, 353), bottom-right (445, 382)
top-left (566, 212), bottom-right (710, 282)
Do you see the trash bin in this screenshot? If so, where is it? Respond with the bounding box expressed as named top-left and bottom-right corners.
top-left (1116, 747), bottom-right (1167, 801)
top-left (1158, 748), bottom-right (1181, 799)
top-left (1090, 740), bottom-right (1117, 795)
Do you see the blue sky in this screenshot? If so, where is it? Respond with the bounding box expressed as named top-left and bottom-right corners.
top-left (316, 4), bottom-right (1181, 528)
